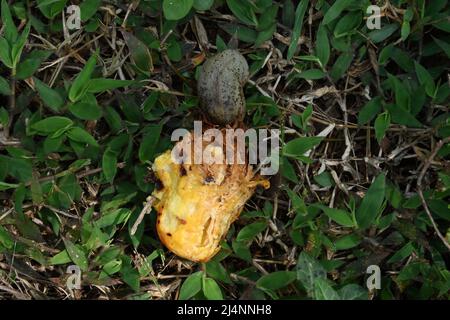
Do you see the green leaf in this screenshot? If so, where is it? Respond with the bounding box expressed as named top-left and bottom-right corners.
top-left (102, 148), bottom-right (118, 183)
top-left (401, 21), bottom-right (410, 41)
top-left (333, 12), bottom-right (362, 38)
top-left (339, 284), bottom-right (368, 300)
top-left (287, 0), bottom-right (309, 60)
top-left (179, 271), bottom-right (203, 300)
top-left (414, 61), bottom-right (436, 98)
top-left (232, 239), bottom-right (252, 262)
top-left (205, 260), bottom-right (232, 284)
top-left (355, 173), bottom-right (386, 229)
top-left (193, 0), bottom-right (214, 11)
top-left (226, 0), bottom-right (258, 26)
top-left (295, 69), bottom-right (326, 80)
top-left (258, 5), bottom-right (279, 31)
top-left (318, 205), bottom-right (354, 227)
top-left (283, 136), bottom-right (323, 158)
top-left (69, 95), bottom-right (102, 120)
top-left (428, 199), bottom-right (450, 221)
top-left (0, 37), bottom-right (12, 68)
top-left (31, 116), bottom-right (73, 134)
top-left (0, 226), bottom-right (14, 249)
top-left (138, 124), bottom-right (162, 162)
top-left (1, 0), bottom-right (18, 43)
top-left (49, 249), bottom-right (72, 265)
top-left (120, 256), bottom-right (140, 292)
top-left (374, 111), bottom-right (390, 144)
top-left (0, 107), bottom-right (9, 127)
top-left (316, 23), bottom-right (330, 67)
top-left (0, 181), bottom-right (19, 191)
top-left (256, 271), bottom-right (297, 291)
top-left (368, 23), bottom-right (399, 43)
top-left (67, 127), bottom-right (98, 147)
top-left (254, 23), bottom-right (277, 47)
top-left (334, 234), bottom-right (361, 250)
top-left (384, 103), bottom-right (423, 128)
top-left (358, 97), bottom-right (382, 125)
top-left (330, 51), bottom-right (353, 81)
top-left (122, 31), bottom-right (153, 74)
top-left (296, 252), bottom-right (326, 295)
top-left (236, 221), bottom-right (267, 243)
top-left (80, 0), bottom-right (101, 21)
top-left (322, 0), bottom-right (353, 25)
top-left (11, 21), bottom-right (31, 67)
top-left (68, 54), bottom-right (97, 102)
top-left (314, 278), bottom-right (340, 300)
top-left (87, 79), bottom-right (134, 93)
top-left (387, 73), bottom-right (410, 111)
top-left (162, 0), bottom-right (193, 21)
top-left (16, 50), bottom-right (52, 79)
top-left (33, 77), bottom-right (64, 111)
top-left (203, 277), bottom-right (223, 300)
top-left (63, 238), bottom-right (88, 271)
top-left (0, 75), bottom-right (11, 95)
top-left (433, 36), bottom-right (450, 58)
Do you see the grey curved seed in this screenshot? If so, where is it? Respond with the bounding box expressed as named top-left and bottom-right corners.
top-left (198, 49), bottom-right (249, 125)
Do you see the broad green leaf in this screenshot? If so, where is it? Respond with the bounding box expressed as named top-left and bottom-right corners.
top-left (433, 36), bottom-right (450, 58)
top-left (102, 148), bottom-right (118, 183)
top-left (63, 238), bottom-right (88, 271)
top-left (0, 181), bottom-right (19, 191)
top-left (80, 0), bottom-right (101, 21)
top-left (322, 0), bottom-right (353, 25)
top-left (11, 21), bottom-right (31, 67)
top-left (355, 173), bottom-right (386, 229)
top-left (316, 23), bottom-right (330, 67)
top-left (193, 0), bottom-right (214, 11)
top-left (1, 0), bottom-right (18, 43)
top-left (49, 249), bottom-right (72, 265)
top-left (334, 234), bottom-right (361, 250)
top-left (226, 0), bottom-right (258, 26)
top-left (179, 271), bottom-right (203, 300)
top-left (68, 54), bottom-right (97, 102)
top-left (330, 51), bottom-right (353, 81)
top-left (283, 136), bottom-right (323, 158)
top-left (314, 278), bottom-right (340, 300)
top-left (31, 116), bottom-right (73, 134)
top-left (67, 127), bottom-right (98, 147)
top-left (203, 277), bottom-right (223, 300)
top-left (339, 284), bottom-right (368, 300)
top-left (122, 31), bottom-right (153, 74)
top-left (138, 124), bottom-right (162, 162)
top-left (236, 221), bottom-right (267, 242)
top-left (318, 205), bottom-right (354, 227)
top-left (296, 251), bottom-right (326, 295)
top-left (0, 75), bottom-right (11, 95)
top-left (0, 225), bottom-right (14, 249)
top-left (33, 77), bottom-right (64, 111)
top-left (162, 0), bottom-right (193, 21)
top-left (0, 37), bottom-right (12, 68)
top-left (87, 79), bottom-right (134, 93)
top-left (385, 103), bottom-right (423, 128)
top-left (368, 23), bottom-right (398, 43)
top-left (414, 61), bottom-right (436, 98)
top-left (358, 97), bottom-right (382, 125)
top-left (287, 0), bottom-right (309, 60)
top-left (69, 95), bottom-right (102, 120)
top-left (256, 271), bottom-right (297, 291)
top-left (374, 111), bottom-right (390, 143)
top-left (333, 12), bottom-right (362, 38)
top-left (295, 69), bottom-right (326, 80)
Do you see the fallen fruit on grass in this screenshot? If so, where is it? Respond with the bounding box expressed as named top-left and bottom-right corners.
top-left (151, 131), bottom-right (269, 262)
